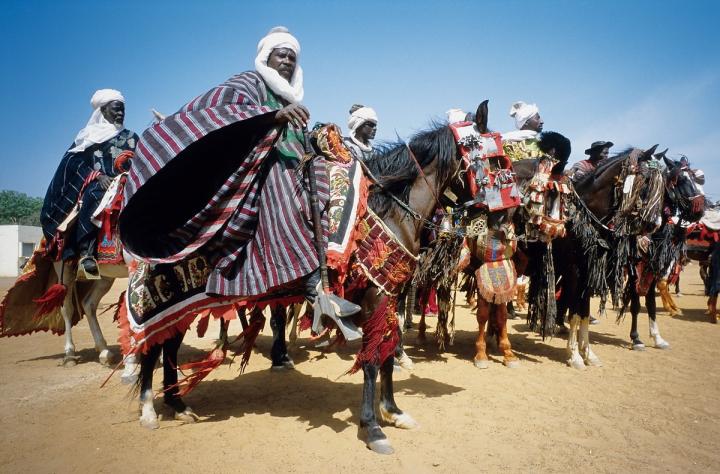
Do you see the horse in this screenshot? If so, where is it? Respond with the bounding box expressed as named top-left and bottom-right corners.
top-left (53, 258), bottom-right (127, 367)
top-left (0, 177), bottom-right (132, 369)
top-left (132, 107), bottom-right (469, 455)
top-left (548, 145), bottom-right (683, 368)
top-left (416, 125), bottom-right (572, 369)
top-left (619, 153), bottom-right (705, 349)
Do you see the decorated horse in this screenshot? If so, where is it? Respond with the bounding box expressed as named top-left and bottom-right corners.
top-left (116, 108), bottom-right (469, 454)
top-left (0, 168), bottom-right (132, 367)
top-left (547, 145), bottom-right (705, 368)
top-left (414, 106), bottom-right (572, 368)
top-left (618, 152), bottom-right (705, 349)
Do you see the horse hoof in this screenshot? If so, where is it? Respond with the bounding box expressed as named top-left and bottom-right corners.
top-left (140, 414), bottom-right (160, 430)
top-left (504, 359), bottom-right (520, 369)
top-left (396, 353), bottom-right (414, 371)
top-left (121, 373), bottom-right (138, 385)
top-left (474, 359), bottom-right (490, 369)
top-left (654, 340), bottom-right (670, 350)
top-left (584, 356), bottom-right (603, 367)
top-left (367, 438), bottom-right (394, 455)
top-left (62, 355), bottom-right (80, 367)
top-left (567, 356), bottom-right (586, 371)
top-left (632, 343), bottom-right (646, 351)
top-left (98, 349), bottom-right (116, 367)
top-left (174, 407), bottom-right (199, 424)
top-left (380, 406), bottom-right (418, 430)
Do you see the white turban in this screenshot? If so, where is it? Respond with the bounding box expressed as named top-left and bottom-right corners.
top-left (446, 108), bottom-right (467, 124)
top-left (254, 26), bottom-right (304, 103)
top-left (348, 106), bottom-right (377, 133)
top-left (509, 101), bottom-right (539, 130)
top-left (347, 106), bottom-right (377, 152)
top-left (69, 89), bottom-right (125, 153)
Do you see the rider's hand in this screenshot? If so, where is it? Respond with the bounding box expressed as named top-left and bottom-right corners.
top-left (275, 104), bottom-right (309, 128)
top-left (97, 174), bottom-right (112, 190)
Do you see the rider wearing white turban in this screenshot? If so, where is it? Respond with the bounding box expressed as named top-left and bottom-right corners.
top-left (509, 101), bottom-right (540, 130)
top-left (345, 105), bottom-right (378, 156)
top-left (502, 101), bottom-right (544, 159)
top-left (254, 26), bottom-right (304, 103)
top-left (69, 89), bottom-right (125, 153)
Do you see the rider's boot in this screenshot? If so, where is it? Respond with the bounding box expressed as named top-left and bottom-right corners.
top-left (77, 236), bottom-right (99, 277)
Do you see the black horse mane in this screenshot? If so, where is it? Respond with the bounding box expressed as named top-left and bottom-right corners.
top-left (366, 122), bottom-right (456, 217)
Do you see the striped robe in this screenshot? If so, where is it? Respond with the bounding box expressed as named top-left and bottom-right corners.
top-left (41, 129), bottom-right (138, 259)
top-left (120, 71), bottom-right (328, 300)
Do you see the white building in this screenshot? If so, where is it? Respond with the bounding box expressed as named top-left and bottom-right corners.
top-left (0, 225), bottom-right (43, 277)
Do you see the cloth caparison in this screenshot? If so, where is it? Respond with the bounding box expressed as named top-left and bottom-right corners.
top-left (70, 89), bottom-right (125, 153)
top-left (254, 26), bottom-right (304, 103)
top-left (509, 101), bottom-right (539, 130)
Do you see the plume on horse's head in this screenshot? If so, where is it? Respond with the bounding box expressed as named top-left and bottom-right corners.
top-left (367, 123), bottom-right (457, 217)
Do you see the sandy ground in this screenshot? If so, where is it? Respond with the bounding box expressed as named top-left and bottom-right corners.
top-left (1, 266), bottom-right (719, 474)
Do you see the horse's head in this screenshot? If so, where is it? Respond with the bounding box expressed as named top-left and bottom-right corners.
top-left (661, 153), bottom-right (705, 222)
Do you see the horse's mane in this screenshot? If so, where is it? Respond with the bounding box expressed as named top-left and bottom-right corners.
top-left (366, 122), bottom-right (456, 217)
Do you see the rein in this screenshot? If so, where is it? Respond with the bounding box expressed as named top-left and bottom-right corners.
top-left (356, 154), bottom-right (465, 237)
top-left (355, 158), bottom-right (422, 221)
top-left (405, 143), bottom-right (444, 213)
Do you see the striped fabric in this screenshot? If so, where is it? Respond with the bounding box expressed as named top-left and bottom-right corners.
top-left (41, 129), bottom-right (138, 259)
top-left (122, 71), bottom-right (328, 298)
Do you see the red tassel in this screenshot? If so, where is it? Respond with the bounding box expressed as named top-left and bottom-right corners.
top-left (32, 283), bottom-right (67, 320)
top-left (168, 347), bottom-right (227, 398)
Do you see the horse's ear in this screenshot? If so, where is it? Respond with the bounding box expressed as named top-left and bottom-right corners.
top-left (475, 100), bottom-right (489, 134)
top-left (663, 155), bottom-right (675, 169)
top-left (640, 144), bottom-right (659, 161)
top-left (654, 148), bottom-right (668, 160)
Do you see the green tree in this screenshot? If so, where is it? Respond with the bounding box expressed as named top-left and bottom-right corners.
top-left (0, 190), bottom-right (43, 226)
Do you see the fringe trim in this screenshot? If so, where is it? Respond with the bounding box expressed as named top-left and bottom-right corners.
top-left (0, 269), bottom-right (41, 337)
top-left (527, 242), bottom-right (557, 339)
top-left (348, 296), bottom-right (398, 374)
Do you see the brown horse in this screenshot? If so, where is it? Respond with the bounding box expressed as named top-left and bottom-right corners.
top-left (131, 107), bottom-right (471, 454)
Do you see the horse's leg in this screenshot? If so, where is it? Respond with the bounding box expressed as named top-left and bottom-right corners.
top-left (138, 342), bottom-right (163, 429)
top-left (55, 261), bottom-right (80, 367)
top-left (578, 315), bottom-right (602, 367)
top-left (474, 300), bottom-right (491, 369)
top-left (629, 285), bottom-right (645, 350)
top-left (121, 353), bottom-right (139, 385)
top-left (270, 305), bottom-right (294, 370)
top-left (81, 277), bottom-right (115, 366)
top-left (394, 324), bottom-right (414, 371)
top-left (287, 303), bottom-right (303, 347)
top-left (361, 362), bottom-right (393, 454)
top-left (379, 355), bottom-right (417, 429)
top-left (417, 312), bottom-right (427, 343)
top-left (566, 313), bottom-right (586, 370)
top-left (162, 332), bottom-right (198, 423)
top-left (496, 303), bottom-right (519, 368)
top-left (657, 278), bottom-right (673, 313)
top-left (647, 280), bottom-right (670, 349)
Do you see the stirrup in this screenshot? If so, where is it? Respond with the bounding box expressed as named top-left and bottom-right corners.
top-left (78, 256), bottom-right (101, 280)
top-left (310, 293), bottom-right (363, 342)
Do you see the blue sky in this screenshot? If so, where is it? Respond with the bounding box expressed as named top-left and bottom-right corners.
top-left (1, 0), bottom-right (718, 201)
